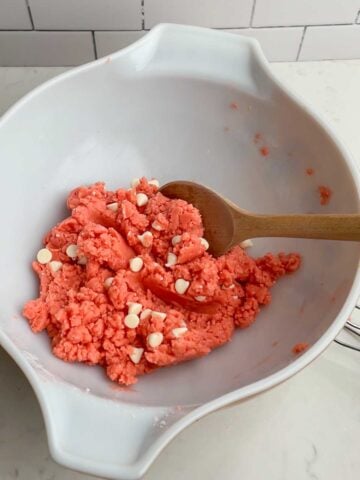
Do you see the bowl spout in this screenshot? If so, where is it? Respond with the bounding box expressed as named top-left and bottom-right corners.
top-left (39, 380), bottom-right (191, 480)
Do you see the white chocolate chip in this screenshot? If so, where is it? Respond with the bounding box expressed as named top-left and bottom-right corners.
top-left (77, 255), bottom-right (87, 265)
top-left (136, 193), bottom-right (148, 207)
top-left (66, 244), bottom-right (78, 259)
top-left (129, 257), bottom-right (144, 272)
top-left (49, 260), bottom-right (62, 272)
top-left (172, 327), bottom-right (188, 338)
top-left (240, 239), bottom-right (254, 249)
top-left (36, 248), bottom-right (52, 264)
top-left (127, 302), bottom-right (142, 315)
top-left (124, 314), bottom-right (140, 329)
top-left (175, 278), bottom-right (190, 295)
top-left (152, 220), bottom-right (163, 231)
top-left (152, 311), bottom-right (167, 320)
top-left (195, 296), bottom-right (206, 302)
top-left (200, 238), bottom-right (209, 250)
top-left (121, 203), bottom-right (128, 218)
top-left (172, 235), bottom-right (182, 246)
top-left (104, 277), bottom-right (114, 288)
top-left (137, 231), bottom-right (153, 247)
top-left (106, 202), bottom-right (119, 212)
top-left (165, 253), bottom-right (177, 267)
top-left (129, 347), bottom-right (144, 364)
top-left (148, 179), bottom-right (160, 189)
top-left (147, 332), bottom-right (164, 348)
top-left (140, 308), bottom-right (152, 320)
top-left (131, 178), bottom-right (140, 188)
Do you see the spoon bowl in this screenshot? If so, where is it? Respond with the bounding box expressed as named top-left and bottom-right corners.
top-left (161, 181), bottom-right (360, 256)
top-left (161, 181), bottom-right (235, 255)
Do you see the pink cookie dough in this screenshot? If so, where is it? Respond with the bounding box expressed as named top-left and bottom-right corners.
top-left (23, 178), bottom-right (301, 385)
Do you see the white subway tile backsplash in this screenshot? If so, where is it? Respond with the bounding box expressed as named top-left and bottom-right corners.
top-left (95, 31), bottom-right (145, 57)
top-left (145, 0), bottom-right (253, 29)
top-left (28, 0), bottom-right (142, 30)
top-left (0, 0), bottom-right (359, 64)
top-left (227, 27), bottom-right (303, 62)
top-left (253, 0), bottom-right (359, 27)
top-left (0, 31), bottom-right (94, 66)
top-left (0, 0), bottom-right (32, 30)
top-left (299, 25), bottom-right (360, 61)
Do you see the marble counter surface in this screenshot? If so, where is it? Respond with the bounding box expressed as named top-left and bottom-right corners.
top-left (1, 60), bottom-right (360, 480)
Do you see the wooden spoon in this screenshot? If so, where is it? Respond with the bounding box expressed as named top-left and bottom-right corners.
top-left (160, 181), bottom-right (360, 257)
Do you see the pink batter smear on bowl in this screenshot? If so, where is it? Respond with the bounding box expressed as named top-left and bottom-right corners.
top-left (259, 146), bottom-right (270, 157)
top-left (292, 342), bottom-right (309, 355)
top-left (253, 133), bottom-right (270, 157)
top-left (318, 185), bottom-right (332, 205)
top-left (23, 178), bottom-right (301, 385)
top-left (254, 133), bottom-right (262, 144)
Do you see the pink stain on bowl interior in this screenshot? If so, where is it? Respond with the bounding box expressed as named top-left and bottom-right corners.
top-left (253, 132), bottom-right (262, 144)
top-left (259, 146), bottom-right (270, 157)
top-left (253, 132), bottom-right (269, 157)
top-left (292, 342), bottom-right (309, 355)
top-left (318, 185), bottom-right (332, 205)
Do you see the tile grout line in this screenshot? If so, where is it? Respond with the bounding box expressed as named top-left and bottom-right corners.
top-left (141, 0), bottom-right (145, 30)
top-left (220, 22), bottom-right (354, 30)
top-left (296, 26), bottom-right (307, 61)
top-left (25, 0), bottom-right (35, 30)
top-left (0, 23), bottom-right (357, 35)
top-left (249, 0), bottom-right (257, 27)
top-left (0, 29), bottom-right (121, 33)
top-left (92, 31), bottom-right (98, 59)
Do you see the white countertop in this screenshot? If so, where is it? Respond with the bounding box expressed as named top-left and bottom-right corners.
top-left (1, 61), bottom-right (360, 480)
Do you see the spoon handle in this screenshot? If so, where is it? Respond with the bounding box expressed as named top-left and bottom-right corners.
top-left (233, 213), bottom-right (360, 241)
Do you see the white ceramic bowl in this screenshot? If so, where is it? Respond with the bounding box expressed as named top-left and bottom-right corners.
top-left (1, 24), bottom-right (360, 480)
